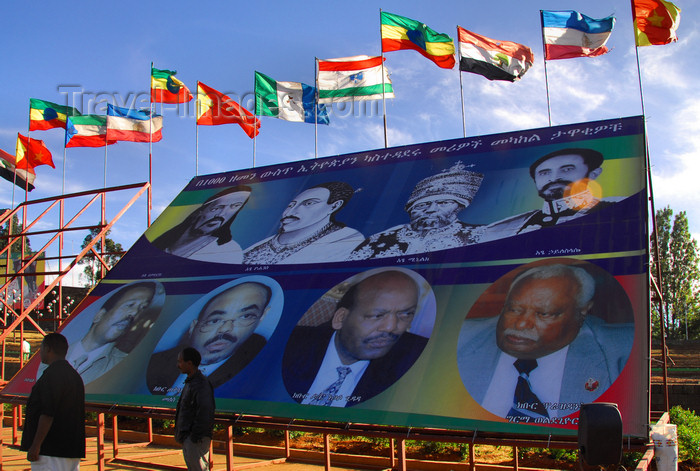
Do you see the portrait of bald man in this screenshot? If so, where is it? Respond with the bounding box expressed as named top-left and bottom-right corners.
top-left (283, 269), bottom-right (434, 407)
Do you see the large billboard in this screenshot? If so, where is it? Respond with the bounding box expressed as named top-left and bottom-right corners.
top-left (4, 116), bottom-right (648, 437)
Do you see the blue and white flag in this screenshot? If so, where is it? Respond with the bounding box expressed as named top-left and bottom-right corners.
top-left (106, 104), bottom-right (163, 142)
top-left (542, 10), bottom-right (615, 60)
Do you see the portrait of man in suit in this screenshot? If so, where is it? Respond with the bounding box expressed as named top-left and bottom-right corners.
top-left (63, 281), bottom-right (162, 385)
top-left (282, 268), bottom-right (434, 407)
top-left (457, 261), bottom-right (634, 424)
top-left (148, 279), bottom-right (275, 394)
top-left (481, 148), bottom-right (623, 241)
top-left (151, 185), bottom-right (252, 264)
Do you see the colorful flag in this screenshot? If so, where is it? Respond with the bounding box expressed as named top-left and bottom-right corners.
top-left (66, 115), bottom-right (117, 148)
top-left (457, 27), bottom-right (534, 82)
top-left (0, 148), bottom-right (35, 191)
top-left (541, 10), bottom-right (615, 60)
top-left (317, 55), bottom-right (394, 103)
top-left (29, 99), bottom-right (81, 131)
top-left (255, 72), bottom-right (329, 125)
top-left (151, 67), bottom-right (193, 103)
top-left (633, 0), bottom-right (680, 46)
top-left (197, 82), bottom-right (260, 138)
top-left (106, 105), bottom-right (163, 143)
top-left (381, 11), bottom-right (455, 69)
top-left (16, 134), bottom-right (54, 170)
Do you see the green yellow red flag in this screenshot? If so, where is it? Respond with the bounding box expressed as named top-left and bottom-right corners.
top-left (381, 11), bottom-right (455, 69)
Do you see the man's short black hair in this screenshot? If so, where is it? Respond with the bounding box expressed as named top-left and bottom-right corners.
top-left (180, 347), bottom-right (202, 367)
top-left (101, 282), bottom-right (156, 314)
top-left (42, 332), bottom-right (69, 357)
top-left (528, 148), bottom-right (604, 179)
top-left (310, 181), bottom-right (354, 218)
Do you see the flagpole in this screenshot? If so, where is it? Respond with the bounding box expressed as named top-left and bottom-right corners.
top-left (20, 102), bottom-right (32, 200)
top-left (11, 165), bottom-right (17, 208)
top-left (12, 133), bottom-right (20, 208)
top-left (26, 106), bottom-right (32, 203)
top-left (62, 145), bottom-right (67, 195)
top-left (457, 26), bottom-right (467, 138)
top-left (253, 73), bottom-right (257, 168)
top-left (103, 138), bottom-right (108, 188)
top-left (195, 81), bottom-right (199, 176)
top-left (148, 61), bottom-right (154, 227)
top-left (314, 57), bottom-right (319, 159)
top-left (540, 10), bottom-right (553, 126)
top-left (379, 9), bottom-right (389, 148)
top-left (632, 39), bottom-right (647, 117)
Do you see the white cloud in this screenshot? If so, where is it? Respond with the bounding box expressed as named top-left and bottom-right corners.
top-left (649, 97), bottom-right (700, 237)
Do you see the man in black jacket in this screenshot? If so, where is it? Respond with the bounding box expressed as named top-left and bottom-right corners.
top-left (174, 347), bottom-right (215, 471)
top-left (21, 333), bottom-right (85, 470)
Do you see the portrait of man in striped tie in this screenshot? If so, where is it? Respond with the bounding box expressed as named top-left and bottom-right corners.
top-left (456, 260), bottom-right (634, 424)
top-left (282, 268), bottom-right (435, 407)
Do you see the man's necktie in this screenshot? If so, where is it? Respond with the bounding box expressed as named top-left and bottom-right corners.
top-left (507, 359), bottom-right (549, 421)
top-left (309, 366), bottom-right (351, 406)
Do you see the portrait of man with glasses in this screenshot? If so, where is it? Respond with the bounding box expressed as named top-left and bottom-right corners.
top-left (147, 280), bottom-right (272, 394)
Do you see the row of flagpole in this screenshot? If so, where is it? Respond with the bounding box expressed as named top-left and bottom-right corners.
top-left (4, 3), bottom-right (680, 202)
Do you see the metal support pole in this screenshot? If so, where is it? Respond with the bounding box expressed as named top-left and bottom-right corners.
top-left (112, 415), bottom-right (119, 458)
top-left (12, 405), bottom-right (18, 446)
top-left (323, 433), bottom-right (331, 471)
top-left (397, 438), bottom-right (407, 471)
top-left (97, 413), bottom-right (105, 471)
top-left (390, 437), bottom-right (396, 468)
top-left (227, 425), bottom-right (234, 470)
top-left (0, 404), bottom-right (4, 471)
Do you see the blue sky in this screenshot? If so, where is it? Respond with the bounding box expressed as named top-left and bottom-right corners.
top-left (0, 0), bottom-right (696, 285)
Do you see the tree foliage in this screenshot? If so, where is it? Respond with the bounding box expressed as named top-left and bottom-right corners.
top-left (650, 207), bottom-right (700, 339)
top-left (0, 212), bottom-right (32, 256)
top-left (81, 225), bottom-right (124, 286)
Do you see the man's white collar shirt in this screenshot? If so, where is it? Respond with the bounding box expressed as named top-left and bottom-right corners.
top-left (302, 332), bottom-right (369, 407)
top-left (66, 341), bottom-right (113, 374)
top-left (481, 347), bottom-right (568, 419)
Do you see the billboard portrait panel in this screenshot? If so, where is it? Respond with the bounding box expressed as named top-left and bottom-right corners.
top-left (5, 116), bottom-right (648, 438)
top-left (282, 267), bottom-right (436, 407)
top-left (456, 258), bottom-right (635, 426)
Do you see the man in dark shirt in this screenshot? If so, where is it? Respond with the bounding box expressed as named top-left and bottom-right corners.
top-left (174, 347), bottom-right (216, 471)
top-left (21, 332), bottom-right (85, 470)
